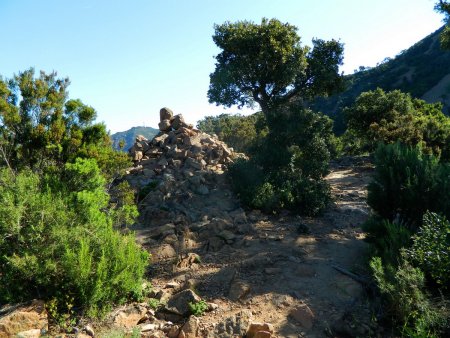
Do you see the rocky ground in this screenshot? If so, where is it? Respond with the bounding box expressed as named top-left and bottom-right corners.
top-left (0, 109), bottom-right (380, 337)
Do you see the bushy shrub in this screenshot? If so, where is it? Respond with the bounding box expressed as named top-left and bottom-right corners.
top-left (363, 217), bottom-right (412, 266)
top-left (408, 212), bottom-right (450, 289)
top-left (370, 252), bottom-right (448, 336)
top-left (229, 106), bottom-right (333, 215)
top-left (344, 88), bottom-right (450, 158)
top-left (0, 159), bottom-right (149, 317)
top-left (367, 143), bottom-right (450, 227)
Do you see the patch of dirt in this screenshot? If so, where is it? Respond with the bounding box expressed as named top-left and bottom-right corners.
top-left (138, 157), bottom-right (378, 337)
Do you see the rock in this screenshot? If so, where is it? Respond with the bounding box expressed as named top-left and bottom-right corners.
top-left (113, 304), bottom-right (148, 328)
top-left (154, 244), bottom-right (177, 260)
top-left (290, 304), bottom-right (314, 329)
top-left (179, 315), bottom-right (199, 338)
top-left (185, 157), bottom-right (203, 170)
top-left (228, 280), bottom-right (251, 301)
top-left (140, 323), bottom-right (157, 332)
top-left (136, 134), bottom-right (148, 142)
top-left (159, 119), bottom-right (172, 132)
top-left (84, 324), bottom-right (95, 337)
top-left (166, 290), bottom-right (202, 316)
top-left (160, 107), bottom-right (174, 121)
top-left (165, 281), bottom-right (180, 289)
top-left (247, 323), bottom-right (274, 338)
top-left (133, 150), bottom-right (143, 162)
top-left (196, 184), bottom-right (209, 195)
top-left (0, 300), bottom-right (47, 338)
top-left (16, 329), bottom-right (41, 338)
top-left (171, 114), bottom-right (186, 130)
top-left (207, 302), bottom-right (219, 311)
top-left (212, 310), bottom-right (252, 337)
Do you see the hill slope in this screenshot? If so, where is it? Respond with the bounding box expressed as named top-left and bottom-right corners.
top-left (314, 26), bottom-right (450, 133)
top-left (110, 126), bottom-right (158, 151)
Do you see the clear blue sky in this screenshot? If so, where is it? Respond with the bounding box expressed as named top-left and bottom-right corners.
top-left (0, 0), bottom-right (444, 133)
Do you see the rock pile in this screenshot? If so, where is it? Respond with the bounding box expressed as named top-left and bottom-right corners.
top-left (128, 107), bottom-right (236, 168)
top-left (125, 108), bottom-right (251, 251)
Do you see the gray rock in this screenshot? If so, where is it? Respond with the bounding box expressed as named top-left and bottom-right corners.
top-left (166, 289), bottom-right (202, 316)
top-left (211, 310), bottom-right (252, 338)
top-left (159, 119), bottom-right (172, 132)
top-left (160, 107), bottom-right (174, 121)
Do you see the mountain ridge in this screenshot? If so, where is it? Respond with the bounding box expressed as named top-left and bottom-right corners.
top-left (314, 25), bottom-right (450, 133)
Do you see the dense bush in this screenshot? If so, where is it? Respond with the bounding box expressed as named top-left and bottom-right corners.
top-left (229, 105), bottom-right (333, 215)
top-left (370, 252), bottom-right (448, 336)
top-left (365, 143), bottom-right (450, 336)
top-left (408, 212), bottom-right (450, 289)
top-left (367, 142), bottom-right (450, 227)
top-left (343, 88), bottom-right (450, 158)
top-left (0, 159), bottom-right (148, 317)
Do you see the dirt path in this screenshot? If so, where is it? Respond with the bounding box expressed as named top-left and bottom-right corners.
top-left (142, 158), bottom-right (376, 337)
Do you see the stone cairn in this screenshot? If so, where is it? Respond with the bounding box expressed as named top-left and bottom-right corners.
top-left (128, 107), bottom-right (236, 170)
top-left (125, 108), bottom-right (249, 245)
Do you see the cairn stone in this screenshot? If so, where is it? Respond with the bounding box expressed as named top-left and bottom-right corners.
top-left (159, 119), bottom-right (172, 132)
top-left (160, 107), bottom-right (174, 121)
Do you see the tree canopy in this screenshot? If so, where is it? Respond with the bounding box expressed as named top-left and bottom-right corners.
top-left (208, 18), bottom-right (344, 115)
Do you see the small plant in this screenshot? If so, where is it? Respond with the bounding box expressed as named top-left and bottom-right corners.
top-left (148, 298), bottom-right (162, 310)
top-left (188, 300), bottom-right (208, 316)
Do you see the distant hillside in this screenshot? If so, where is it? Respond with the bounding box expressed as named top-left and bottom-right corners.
top-left (111, 126), bottom-right (158, 151)
top-left (314, 26), bottom-right (450, 133)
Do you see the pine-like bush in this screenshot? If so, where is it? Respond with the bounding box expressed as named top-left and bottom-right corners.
top-left (0, 159), bottom-right (149, 317)
top-left (367, 143), bottom-right (450, 227)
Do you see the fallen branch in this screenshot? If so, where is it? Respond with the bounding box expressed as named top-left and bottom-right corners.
top-left (332, 264), bottom-right (369, 285)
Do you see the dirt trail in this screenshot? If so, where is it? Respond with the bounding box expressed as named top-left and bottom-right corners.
top-left (143, 158), bottom-right (376, 337)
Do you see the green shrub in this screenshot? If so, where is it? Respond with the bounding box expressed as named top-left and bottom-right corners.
top-left (363, 217), bottom-right (413, 267)
top-left (367, 143), bottom-right (450, 228)
top-left (370, 252), bottom-right (448, 336)
top-left (344, 88), bottom-right (450, 159)
top-left (229, 105), bottom-right (332, 216)
top-left (188, 300), bottom-right (208, 316)
top-left (0, 159), bottom-right (149, 317)
top-left (408, 212), bottom-right (450, 289)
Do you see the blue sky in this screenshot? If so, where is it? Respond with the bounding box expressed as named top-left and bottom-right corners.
top-left (0, 0), bottom-right (444, 133)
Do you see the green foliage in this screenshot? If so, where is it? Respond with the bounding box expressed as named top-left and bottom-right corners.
top-left (436, 1), bottom-right (450, 49)
top-left (209, 19), bottom-right (343, 216)
top-left (367, 143), bottom-right (450, 227)
top-left (188, 300), bottom-right (208, 316)
top-left (0, 69), bottom-right (131, 181)
top-left (314, 26), bottom-right (450, 134)
top-left (196, 112), bottom-right (267, 154)
top-left (408, 212), bottom-right (450, 288)
top-left (0, 160), bottom-right (149, 317)
top-left (370, 253), bottom-right (448, 336)
top-left (137, 180), bottom-right (159, 202)
top-left (363, 217), bottom-right (413, 267)
top-left (229, 106), bottom-right (332, 215)
top-left (148, 298), bottom-right (163, 310)
top-left (208, 18), bottom-right (344, 113)
top-left (344, 88), bottom-right (450, 158)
